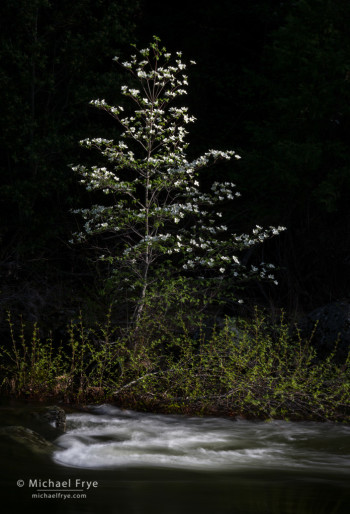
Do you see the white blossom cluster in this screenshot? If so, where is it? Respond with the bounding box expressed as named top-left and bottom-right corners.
top-left (71, 36), bottom-right (286, 300)
top-left (84, 43), bottom-right (199, 162)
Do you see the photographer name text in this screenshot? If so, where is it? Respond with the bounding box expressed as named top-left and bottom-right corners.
top-left (28, 479), bottom-right (98, 490)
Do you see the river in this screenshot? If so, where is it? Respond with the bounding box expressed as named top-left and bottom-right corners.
top-left (1, 403), bottom-right (350, 513)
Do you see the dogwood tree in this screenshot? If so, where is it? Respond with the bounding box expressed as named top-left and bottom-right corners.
top-left (71, 36), bottom-right (285, 320)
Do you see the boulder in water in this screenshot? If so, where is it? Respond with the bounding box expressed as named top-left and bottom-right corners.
top-left (0, 425), bottom-right (55, 459)
top-left (28, 405), bottom-right (66, 432)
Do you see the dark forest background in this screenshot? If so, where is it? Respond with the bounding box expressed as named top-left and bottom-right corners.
top-left (1, 0), bottom-right (350, 333)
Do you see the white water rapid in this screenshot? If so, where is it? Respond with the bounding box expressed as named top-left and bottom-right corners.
top-left (53, 405), bottom-right (350, 473)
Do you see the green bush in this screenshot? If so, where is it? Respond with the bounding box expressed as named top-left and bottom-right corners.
top-left (1, 308), bottom-right (349, 421)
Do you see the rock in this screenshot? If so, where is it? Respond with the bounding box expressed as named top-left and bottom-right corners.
top-left (0, 405), bottom-right (66, 465)
top-left (0, 404), bottom-right (66, 440)
top-left (0, 425), bottom-right (55, 459)
top-left (300, 301), bottom-right (350, 361)
top-left (28, 405), bottom-right (66, 432)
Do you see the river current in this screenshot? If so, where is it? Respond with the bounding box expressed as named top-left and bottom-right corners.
top-left (54, 405), bottom-right (350, 473)
top-left (2, 403), bottom-right (350, 513)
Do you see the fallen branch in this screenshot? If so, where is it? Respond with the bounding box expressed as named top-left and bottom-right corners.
top-left (113, 369), bottom-right (174, 395)
top-left (113, 367), bottom-right (226, 396)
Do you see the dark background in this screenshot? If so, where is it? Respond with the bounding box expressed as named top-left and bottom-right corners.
top-left (1, 0), bottom-right (350, 330)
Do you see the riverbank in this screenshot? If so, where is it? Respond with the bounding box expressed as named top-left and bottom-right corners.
top-left (1, 309), bottom-right (349, 423)
top-left (1, 390), bottom-right (349, 424)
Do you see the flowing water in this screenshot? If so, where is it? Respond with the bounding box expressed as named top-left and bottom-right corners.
top-left (1, 403), bottom-right (350, 513)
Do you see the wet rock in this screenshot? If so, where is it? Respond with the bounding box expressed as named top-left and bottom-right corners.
top-left (28, 405), bottom-right (66, 432)
top-left (0, 425), bottom-right (55, 459)
top-left (0, 404), bottom-right (66, 440)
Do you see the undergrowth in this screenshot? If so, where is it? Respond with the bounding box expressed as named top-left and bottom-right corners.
top-left (0, 309), bottom-right (349, 421)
